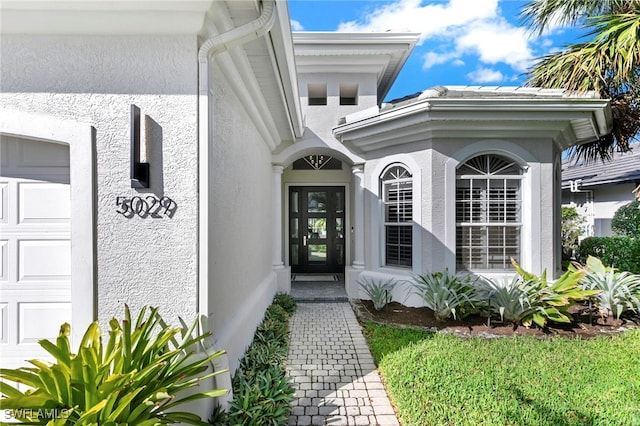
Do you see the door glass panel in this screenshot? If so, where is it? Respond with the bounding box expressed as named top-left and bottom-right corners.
top-left (334, 191), bottom-right (344, 213)
top-left (291, 219), bottom-right (298, 239)
top-left (308, 192), bottom-right (327, 213)
top-left (335, 218), bottom-right (344, 239)
top-left (291, 191), bottom-right (298, 213)
top-left (308, 218), bottom-right (327, 239)
top-left (336, 243), bottom-right (344, 265)
top-left (308, 244), bottom-right (326, 262)
top-left (291, 244), bottom-right (299, 265)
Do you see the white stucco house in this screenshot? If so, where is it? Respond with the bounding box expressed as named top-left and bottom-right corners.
top-left (0, 0), bottom-right (612, 409)
top-left (562, 147), bottom-right (640, 237)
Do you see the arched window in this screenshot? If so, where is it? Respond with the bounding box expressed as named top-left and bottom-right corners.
top-left (456, 154), bottom-right (523, 270)
top-left (381, 164), bottom-right (413, 267)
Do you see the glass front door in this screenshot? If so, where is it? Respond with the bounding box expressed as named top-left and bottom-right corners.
top-left (289, 186), bottom-right (345, 273)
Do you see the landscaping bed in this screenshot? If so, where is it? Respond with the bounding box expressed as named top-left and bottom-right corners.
top-left (353, 299), bottom-right (640, 339)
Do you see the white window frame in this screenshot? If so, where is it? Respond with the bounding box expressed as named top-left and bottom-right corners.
top-left (456, 154), bottom-right (523, 271)
top-left (381, 164), bottom-right (413, 268)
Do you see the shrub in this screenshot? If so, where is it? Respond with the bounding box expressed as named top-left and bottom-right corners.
top-left (579, 237), bottom-right (640, 274)
top-left (561, 206), bottom-right (586, 260)
top-left (215, 295), bottom-right (296, 425)
top-left (574, 256), bottom-right (640, 319)
top-left (0, 305), bottom-right (227, 425)
top-left (272, 293), bottom-right (297, 315)
top-left (508, 259), bottom-right (597, 328)
top-left (412, 270), bottom-right (478, 321)
top-left (358, 277), bottom-right (397, 310)
top-left (612, 200), bottom-right (640, 238)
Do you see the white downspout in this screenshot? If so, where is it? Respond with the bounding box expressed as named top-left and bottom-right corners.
top-left (196, 0), bottom-right (276, 412)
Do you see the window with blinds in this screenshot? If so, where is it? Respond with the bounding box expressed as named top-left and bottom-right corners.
top-left (381, 164), bottom-right (413, 267)
top-left (456, 155), bottom-right (523, 271)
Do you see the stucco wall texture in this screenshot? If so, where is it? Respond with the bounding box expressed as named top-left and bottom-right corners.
top-left (1, 35), bottom-right (200, 326)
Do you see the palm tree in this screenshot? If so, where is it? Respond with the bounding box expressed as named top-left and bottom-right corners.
top-left (522, 0), bottom-right (640, 162)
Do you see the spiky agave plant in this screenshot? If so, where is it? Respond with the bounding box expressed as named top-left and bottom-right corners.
top-left (0, 305), bottom-right (228, 425)
top-left (575, 255), bottom-right (640, 319)
top-left (412, 270), bottom-right (478, 322)
top-left (358, 277), bottom-right (398, 311)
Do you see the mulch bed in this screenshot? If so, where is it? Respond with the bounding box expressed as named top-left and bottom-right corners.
top-left (352, 300), bottom-right (640, 339)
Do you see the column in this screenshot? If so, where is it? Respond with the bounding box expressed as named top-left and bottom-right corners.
top-left (272, 165), bottom-right (284, 269)
top-left (352, 164), bottom-right (365, 268)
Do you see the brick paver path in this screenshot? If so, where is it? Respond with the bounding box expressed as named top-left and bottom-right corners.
top-left (286, 303), bottom-right (399, 426)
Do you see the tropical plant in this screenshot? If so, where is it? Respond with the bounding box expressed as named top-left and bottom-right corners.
top-left (522, 0), bottom-right (640, 162)
top-left (358, 277), bottom-right (398, 310)
top-left (0, 305), bottom-right (227, 425)
top-left (579, 236), bottom-right (640, 273)
top-left (272, 293), bottom-right (297, 316)
top-left (221, 295), bottom-right (296, 426)
top-left (476, 276), bottom-right (545, 325)
top-left (509, 259), bottom-right (598, 327)
top-left (573, 255), bottom-right (640, 319)
top-left (561, 206), bottom-right (586, 260)
top-left (611, 200), bottom-right (640, 238)
top-left (412, 270), bottom-right (478, 322)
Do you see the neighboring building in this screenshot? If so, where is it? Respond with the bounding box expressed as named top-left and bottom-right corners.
top-left (562, 147), bottom-right (640, 237)
top-left (0, 0), bottom-right (612, 417)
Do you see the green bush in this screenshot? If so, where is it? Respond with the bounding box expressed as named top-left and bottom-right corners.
top-left (412, 270), bottom-right (479, 321)
top-left (574, 256), bottom-right (640, 319)
top-left (358, 277), bottom-right (397, 310)
top-left (612, 200), bottom-right (640, 238)
top-left (272, 293), bottom-right (297, 315)
top-left (214, 295), bottom-right (297, 425)
top-left (562, 206), bottom-right (586, 260)
top-left (477, 260), bottom-right (597, 327)
top-left (0, 305), bottom-right (227, 425)
top-left (579, 236), bottom-right (640, 273)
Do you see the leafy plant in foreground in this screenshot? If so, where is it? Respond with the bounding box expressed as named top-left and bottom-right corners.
top-left (358, 277), bottom-right (398, 310)
top-left (412, 270), bottom-right (478, 321)
top-left (0, 305), bottom-right (227, 425)
top-left (509, 259), bottom-right (597, 327)
top-left (574, 255), bottom-right (640, 319)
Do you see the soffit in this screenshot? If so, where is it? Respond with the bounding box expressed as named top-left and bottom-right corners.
top-left (0, 1), bottom-right (213, 34)
top-left (333, 96), bottom-right (612, 155)
top-left (293, 32), bottom-right (419, 103)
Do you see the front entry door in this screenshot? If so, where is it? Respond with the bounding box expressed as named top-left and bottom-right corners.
top-left (290, 186), bottom-right (345, 273)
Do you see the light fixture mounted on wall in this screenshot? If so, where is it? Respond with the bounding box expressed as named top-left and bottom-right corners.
top-left (130, 104), bottom-right (150, 188)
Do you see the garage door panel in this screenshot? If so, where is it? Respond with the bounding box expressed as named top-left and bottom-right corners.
top-left (18, 240), bottom-right (71, 281)
top-left (18, 182), bottom-right (70, 224)
top-left (0, 240), bottom-right (7, 282)
top-left (19, 302), bottom-right (71, 344)
top-left (0, 303), bottom-right (7, 344)
top-left (0, 182), bottom-right (7, 224)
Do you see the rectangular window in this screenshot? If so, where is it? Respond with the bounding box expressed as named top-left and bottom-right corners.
top-left (382, 167), bottom-right (413, 267)
top-left (456, 177), bottom-right (521, 270)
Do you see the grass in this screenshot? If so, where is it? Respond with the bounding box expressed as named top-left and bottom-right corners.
top-left (363, 323), bottom-right (640, 426)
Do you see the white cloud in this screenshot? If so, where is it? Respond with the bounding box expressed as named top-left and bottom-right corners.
top-left (336, 0), bottom-right (499, 43)
top-left (422, 51), bottom-right (457, 70)
top-left (290, 19), bottom-right (304, 31)
top-left (335, 0), bottom-right (538, 78)
top-left (466, 67), bottom-right (505, 83)
top-left (455, 18), bottom-right (534, 71)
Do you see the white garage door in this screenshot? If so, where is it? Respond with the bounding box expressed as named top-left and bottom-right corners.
top-left (0, 135), bottom-right (72, 369)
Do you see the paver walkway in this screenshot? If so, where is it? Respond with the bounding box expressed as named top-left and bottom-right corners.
top-left (286, 303), bottom-right (399, 426)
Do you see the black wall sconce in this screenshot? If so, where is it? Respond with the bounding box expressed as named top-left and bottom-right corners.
top-left (130, 104), bottom-right (150, 188)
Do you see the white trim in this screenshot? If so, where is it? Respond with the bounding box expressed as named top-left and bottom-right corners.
top-left (368, 154), bottom-right (422, 274)
top-left (0, 109), bottom-right (96, 346)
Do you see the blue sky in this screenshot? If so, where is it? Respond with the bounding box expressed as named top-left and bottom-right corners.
top-left (288, 0), bottom-right (586, 102)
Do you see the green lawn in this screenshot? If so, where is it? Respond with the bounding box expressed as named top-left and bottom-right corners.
top-left (363, 323), bottom-right (640, 426)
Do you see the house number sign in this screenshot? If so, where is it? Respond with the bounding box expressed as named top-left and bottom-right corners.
top-left (116, 196), bottom-right (177, 218)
